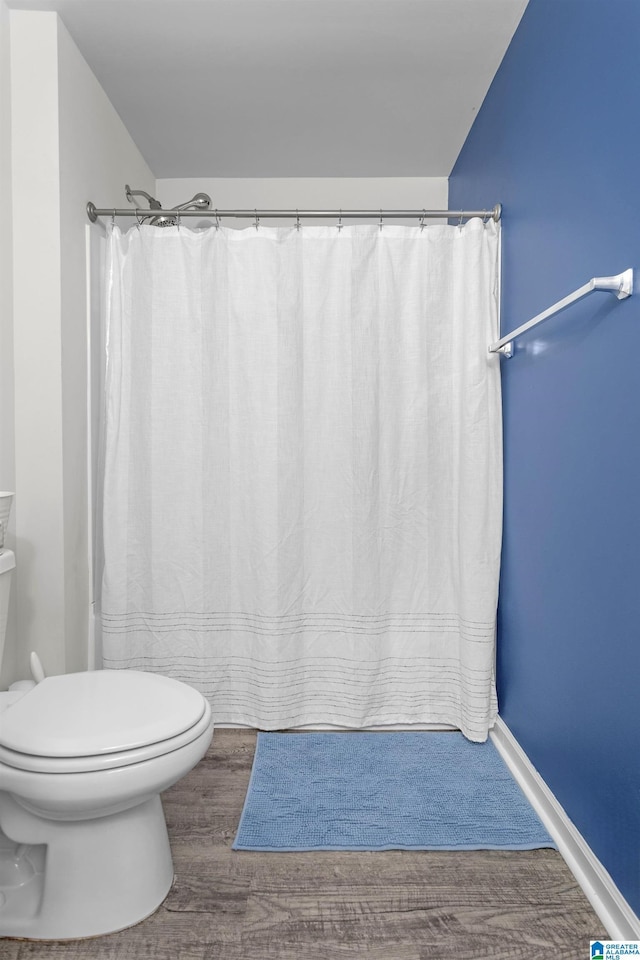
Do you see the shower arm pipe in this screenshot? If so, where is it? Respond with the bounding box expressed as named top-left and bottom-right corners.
top-left (488, 269), bottom-right (634, 359)
top-left (86, 202), bottom-right (502, 224)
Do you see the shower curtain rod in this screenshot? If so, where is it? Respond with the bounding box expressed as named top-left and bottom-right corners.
top-left (86, 202), bottom-right (502, 224)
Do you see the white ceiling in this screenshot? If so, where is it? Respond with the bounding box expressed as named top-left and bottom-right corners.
top-left (10, 0), bottom-right (528, 178)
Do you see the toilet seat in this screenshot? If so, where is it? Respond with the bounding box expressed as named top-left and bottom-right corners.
top-left (0, 669), bottom-right (211, 773)
top-left (0, 702), bottom-right (212, 774)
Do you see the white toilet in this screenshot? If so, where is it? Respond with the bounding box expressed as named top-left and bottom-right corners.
top-left (0, 547), bottom-right (214, 940)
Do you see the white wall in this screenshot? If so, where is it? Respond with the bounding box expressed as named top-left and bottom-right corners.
top-left (156, 178), bottom-right (449, 225)
top-left (3, 9), bottom-right (154, 687)
top-left (9, 10), bottom-right (64, 686)
top-left (0, 0), bottom-right (17, 682)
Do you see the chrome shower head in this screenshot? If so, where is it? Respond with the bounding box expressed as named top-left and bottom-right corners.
top-left (125, 185), bottom-right (212, 226)
top-left (147, 213), bottom-right (179, 228)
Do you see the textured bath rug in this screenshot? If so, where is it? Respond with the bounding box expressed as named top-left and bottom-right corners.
top-left (232, 732), bottom-right (556, 851)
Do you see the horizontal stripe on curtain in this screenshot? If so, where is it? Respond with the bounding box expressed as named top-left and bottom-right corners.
top-left (100, 220), bottom-right (502, 741)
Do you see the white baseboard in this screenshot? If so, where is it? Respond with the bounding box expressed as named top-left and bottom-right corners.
top-left (491, 716), bottom-right (640, 939)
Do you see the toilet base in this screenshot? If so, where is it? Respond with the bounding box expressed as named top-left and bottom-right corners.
top-left (0, 792), bottom-right (174, 939)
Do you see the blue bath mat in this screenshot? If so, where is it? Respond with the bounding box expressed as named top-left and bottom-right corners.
top-left (233, 732), bottom-right (556, 851)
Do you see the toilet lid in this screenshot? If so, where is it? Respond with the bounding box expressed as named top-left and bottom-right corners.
top-left (0, 670), bottom-right (207, 758)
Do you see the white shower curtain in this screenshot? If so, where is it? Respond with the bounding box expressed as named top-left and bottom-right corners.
top-left (101, 219), bottom-right (502, 741)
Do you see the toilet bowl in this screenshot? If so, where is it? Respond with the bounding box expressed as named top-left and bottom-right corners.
top-left (0, 562), bottom-right (214, 939)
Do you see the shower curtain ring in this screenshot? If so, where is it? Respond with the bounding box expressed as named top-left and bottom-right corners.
top-left (254, 209), bottom-right (260, 231)
top-left (135, 209), bottom-right (144, 230)
top-left (215, 209), bottom-right (220, 230)
top-left (112, 209), bottom-right (116, 228)
top-left (420, 209), bottom-right (426, 231)
top-left (296, 209), bottom-right (301, 231)
top-left (337, 209), bottom-right (343, 232)
top-left (379, 209), bottom-right (384, 232)
top-left (176, 209), bottom-right (181, 231)
top-left (458, 212), bottom-right (464, 231)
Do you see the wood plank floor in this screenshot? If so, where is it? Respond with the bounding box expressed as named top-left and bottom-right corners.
top-left (5, 729), bottom-right (607, 959)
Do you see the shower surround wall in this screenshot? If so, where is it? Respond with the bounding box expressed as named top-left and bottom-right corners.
top-left (449, 0), bottom-right (640, 915)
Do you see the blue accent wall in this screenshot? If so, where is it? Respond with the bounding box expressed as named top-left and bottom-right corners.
top-left (450, 0), bottom-right (640, 914)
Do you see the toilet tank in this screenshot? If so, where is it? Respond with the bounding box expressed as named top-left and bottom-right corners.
top-left (0, 550), bottom-right (15, 674)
